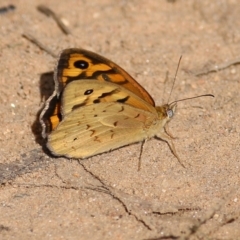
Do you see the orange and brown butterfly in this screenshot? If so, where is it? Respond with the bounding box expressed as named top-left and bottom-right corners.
top-left (40, 48), bottom-right (213, 163)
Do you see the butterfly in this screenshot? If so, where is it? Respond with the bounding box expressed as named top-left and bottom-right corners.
top-left (40, 48), bottom-right (213, 164)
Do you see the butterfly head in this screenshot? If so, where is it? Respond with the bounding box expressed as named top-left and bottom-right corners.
top-left (167, 102), bottom-right (177, 119)
top-left (156, 102), bottom-right (177, 122)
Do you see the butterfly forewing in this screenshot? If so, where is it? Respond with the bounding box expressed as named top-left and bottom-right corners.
top-left (41, 48), bottom-right (156, 137)
top-left (56, 48), bottom-right (155, 106)
top-left (61, 80), bottom-right (156, 116)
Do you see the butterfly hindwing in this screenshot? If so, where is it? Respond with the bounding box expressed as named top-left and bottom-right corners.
top-left (46, 79), bottom-right (159, 158)
top-left (47, 101), bottom-right (157, 158)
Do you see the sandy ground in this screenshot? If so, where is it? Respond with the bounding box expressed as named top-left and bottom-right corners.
top-left (0, 0), bottom-right (240, 239)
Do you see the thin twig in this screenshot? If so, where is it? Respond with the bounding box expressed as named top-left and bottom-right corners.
top-left (0, 4), bottom-right (15, 15)
top-left (22, 33), bottom-right (57, 58)
top-left (37, 5), bottom-right (71, 35)
top-left (195, 57), bottom-right (240, 76)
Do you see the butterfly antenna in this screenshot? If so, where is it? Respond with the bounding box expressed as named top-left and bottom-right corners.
top-left (169, 94), bottom-right (214, 106)
top-left (167, 55), bottom-right (182, 104)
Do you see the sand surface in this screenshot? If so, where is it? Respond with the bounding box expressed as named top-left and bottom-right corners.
top-left (0, 1), bottom-right (240, 239)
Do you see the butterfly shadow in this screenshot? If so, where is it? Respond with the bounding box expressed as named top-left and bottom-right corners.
top-left (31, 71), bottom-right (56, 156)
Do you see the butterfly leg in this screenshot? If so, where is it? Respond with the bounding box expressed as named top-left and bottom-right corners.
top-left (138, 140), bottom-right (147, 171)
top-left (164, 124), bottom-right (177, 139)
top-left (156, 130), bottom-right (185, 168)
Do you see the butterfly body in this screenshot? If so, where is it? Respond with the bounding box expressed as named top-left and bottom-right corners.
top-left (40, 48), bottom-right (177, 160)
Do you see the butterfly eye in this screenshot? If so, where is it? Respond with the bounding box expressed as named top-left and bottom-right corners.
top-left (84, 89), bottom-right (93, 95)
top-left (74, 60), bottom-right (89, 69)
top-left (167, 109), bottom-right (174, 118)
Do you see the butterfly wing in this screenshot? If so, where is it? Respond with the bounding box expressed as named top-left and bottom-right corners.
top-left (40, 48), bottom-right (155, 138)
top-left (47, 101), bottom-right (157, 158)
top-left (41, 79), bottom-right (156, 136)
top-left (61, 80), bottom-right (155, 116)
top-left (55, 48), bottom-right (155, 106)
